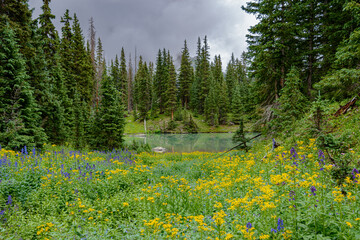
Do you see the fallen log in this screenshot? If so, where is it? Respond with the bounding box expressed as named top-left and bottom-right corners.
top-left (334, 97), bottom-right (356, 117)
top-left (218, 133), bottom-right (262, 157)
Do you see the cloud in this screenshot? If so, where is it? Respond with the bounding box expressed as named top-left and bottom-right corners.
top-left (29, 0), bottom-right (257, 69)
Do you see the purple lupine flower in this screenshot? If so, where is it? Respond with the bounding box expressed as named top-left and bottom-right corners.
top-left (277, 218), bottom-right (284, 231)
top-left (7, 195), bottom-right (12, 205)
top-left (352, 168), bottom-right (359, 179)
top-left (310, 186), bottom-right (317, 196)
top-left (290, 147), bottom-right (298, 159)
top-left (246, 222), bottom-right (252, 231)
top-left (271, 228), bottom-right (277, 233)
top-left (272, 138), bottom-right (277, 149)
top-left (0, 210), bottom-right (4, 215)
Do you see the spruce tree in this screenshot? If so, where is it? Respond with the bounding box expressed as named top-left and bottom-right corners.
top-left (91, 65), bottom-right (125, 150)
top-left (204, 73), bottom-right (219, 126)
top-left (272, 67), bottom-right (308, 130)
top-left (178, 40), bottom-right (194, 108)
top-left (166, 56), bottom-right (178, 119)
top-left (38, 0), bottom-right (68, 144)
top-left (119, 47), bottom-right (128, 106)
top-left (135, 57), bottom-right (151, 120)
top-left (0, 22), bottom-right (46, 150)
top-left (231, 81), bottom-right (243, 124)
top-left (71, 13), bottom-right (93, 105)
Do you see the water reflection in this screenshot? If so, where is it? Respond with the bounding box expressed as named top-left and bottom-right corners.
top-left (124, 133), bottom-right (257, 153)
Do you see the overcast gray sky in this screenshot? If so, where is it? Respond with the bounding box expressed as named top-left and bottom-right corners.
top-left (28, 0), bottom-right (257, 69)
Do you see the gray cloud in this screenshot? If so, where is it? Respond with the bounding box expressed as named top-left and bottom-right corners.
top-left (29, 0), bottom-right (257, 69)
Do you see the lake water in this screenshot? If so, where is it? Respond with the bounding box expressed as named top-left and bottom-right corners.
top-left (124, 133), bottom-right (258, 153)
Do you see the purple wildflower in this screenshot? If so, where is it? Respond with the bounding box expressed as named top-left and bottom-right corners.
top-left (271, 228), bottom-right (277, 233)
top-left (310, 186), bottom-right (317, 196)
top-left (277, 218), bottom-right (284, 231)
top-left (7, 195), bottom-right (12, 205)
top-left (246, 222), bottom-right (252, 231)
top-left (272, 139), bottom-right (277, 149)
top-left (290, 147), bottom-right (298, 159)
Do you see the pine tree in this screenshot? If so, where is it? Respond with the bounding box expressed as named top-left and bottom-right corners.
top-left (231, 81), bottom-right (243, 124)
top-left (198, 36), bottom-right (211, 113)
top-left (166, 56), bottom-right (178, 119)
top-left (190, 37), bottom-right (202, 113)
top-left (204, 73), bottom-right (219, 126)
top-left (0, 22), bottom-right (46, 150)
top-left (71, 13), bottom-right (93, 105)
top-left (59, 10), bottom-right (74, 98)
top-left (127, 53), bottom-right (133, 112)
top-left (94, 37), bottom-right (104, 108)
top-left (91, 64), bottom-right (125, 150)
top-left (37, 0), bottom-right (68, 144)
top-left (315, 2), bottom-right (360, 99)
top-left (135, 57), bottom-right (151, 120)
top-left (272, 67), bottom-right (308, 130)
top-left (119, 47), bottom-right (128, 107)
top-left (225, 53), bottom-right (236, 106)
top-left (178, 40), bottom-right (194, 108)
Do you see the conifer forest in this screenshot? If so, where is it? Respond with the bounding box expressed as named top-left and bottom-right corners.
top-left (1, 0), bottom-right (360, 239)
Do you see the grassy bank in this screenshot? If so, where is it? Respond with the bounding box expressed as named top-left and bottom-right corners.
top-left (1, 139), bottom-right (359, 239)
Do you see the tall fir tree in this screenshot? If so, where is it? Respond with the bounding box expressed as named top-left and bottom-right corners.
top-left (166, 56), bottom-right (178, 119)
top-left (272, 67), bottom-right (308, 130)
top-left (37, 0), bottom-right (68, 144)
top-left (91, 63), bottom-right (125, 150)
top-left (0, 22), bottom-right (46, 149)
top-left (119, 47), bottom-right (128, 107)
top-left (178, 40), bottom-right (194, 109)
top-left (135, 57), bottom-right (151, 120)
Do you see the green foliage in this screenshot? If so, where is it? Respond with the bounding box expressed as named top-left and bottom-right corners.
top-left (165, 56), bottom-right (177, 118)
top-left (315, 4), bottom-right (360, 100)
top-left (135, 57), bottom-right (152, 121)
top-left (271, 67), bottom-right (308, 131)
top-left (178, 40), bottom-right (194, 109)
top-left (90, 68), bottom-right (125, 150)
top-left (0, 22), bottom-right (46, 150)
top-left (316, 132), bottom-right (356, 185)
top-left (310, 92), bottom-right (330, 132)
top-left (232, 119), bottom-right (249, 151)
top-left (167, 120), bottom-right (177, 131)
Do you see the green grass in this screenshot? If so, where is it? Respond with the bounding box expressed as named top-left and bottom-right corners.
top-left (1, 139), bottom-right (360, 239)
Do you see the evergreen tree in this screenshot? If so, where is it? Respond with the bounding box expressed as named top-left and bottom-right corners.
top-left (111, 56), bottom-right (120, 92)
top-left (94, 37), bottom-right (104, 108)
top-left (37, 0), bottom-right (68, 144)
top-left (190, 37), bottom-right (202, 113)
top-left (91, 64), bottom-right (125, 150)
top-left (166, 56), bottom-right (178, 119)
top-left (71, 13), bottom-right (93, 105)
top-left (272, 67), bottom-right (308, 130)
top-left (59, 10), bottom-right (74, 98)
top-left (315, 1), bottom-right (360, 99)
top-left (119, 47), bottom-right (128, 107)
top-left (204, 73), bottom-right (219, 126)
top-left (178, 40), bottom-right (194, 108)
top-left (127, 53), bottom-right (133, 112)
top-left (232, 119), bottom-right (249, 151)
top-left (198, 36), bottom-right (211, 113)
top-left (231, 81), bottom-right (243, 124)
top-left (135, 57), bottom-right (151, 120)
top-left (0, 22), bottom-right (46, 150)
top-left (225, 53), bottom-right (236, 106)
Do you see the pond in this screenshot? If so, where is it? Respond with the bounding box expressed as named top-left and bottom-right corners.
top-left (124, 133), bottom-right (259, 153)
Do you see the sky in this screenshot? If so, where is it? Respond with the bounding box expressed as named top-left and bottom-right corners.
top-left (28, 0), bottom-right (258, 69)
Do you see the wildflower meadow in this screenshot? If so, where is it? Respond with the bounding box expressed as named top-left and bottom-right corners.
top-left (0, 139), bottom-right (359, 239)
